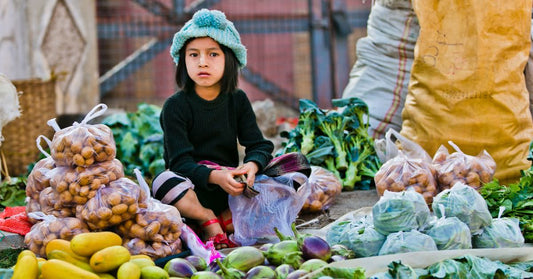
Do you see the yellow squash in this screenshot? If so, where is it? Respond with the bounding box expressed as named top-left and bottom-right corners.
top-left (117, 261), bottom-right (141, 279)
top-left (90, 245), bottom-right (131, 273)
top-left (12, 253), bottom-right (38, 279)
top-left (70, 231), bottom-right (122, 257)
top-left (47, 249), bottom-right (94, 272)
top-left (40, 259), bottom-right (99, 279)
top-left (46, 239), bottom-right (89, 262)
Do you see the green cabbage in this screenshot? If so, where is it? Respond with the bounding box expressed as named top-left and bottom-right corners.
top-left (426, 216), bottom-right (472, 250)
top-left (378, 230), bottom-right (437, 256)
top-left (473, 217), bottom-right (525, 248)
top-left (326, 216), bottom-right (385, 258)
top-left (432, 182), bottom-right (492, 234)
top-left (372, 190), bottom-right (430, 235)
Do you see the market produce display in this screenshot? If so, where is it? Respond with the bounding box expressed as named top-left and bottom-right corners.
top-left (277, 97), bottom-right (382, 190)
top-left (325, 183), bottom-right (526, 263)
top-left (24, 104), bottom-right (183, 261)
top-left (369, 254), bottom-right (533, 278)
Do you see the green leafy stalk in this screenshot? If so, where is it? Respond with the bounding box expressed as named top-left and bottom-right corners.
top-left (317, 111), bottom-right (349, 171)
top-left (297, 99), bottom-right (323, 155)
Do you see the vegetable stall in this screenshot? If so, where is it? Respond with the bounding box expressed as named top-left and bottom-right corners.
top-left (2, 92), bottom-right (533, 278)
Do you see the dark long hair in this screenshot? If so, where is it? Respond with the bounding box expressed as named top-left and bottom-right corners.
top-left (175, 38), bottom-right (240, 95)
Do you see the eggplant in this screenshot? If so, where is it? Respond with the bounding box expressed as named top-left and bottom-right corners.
top-left (265, 240), bottom-right (299, 266)
top-left (259, 242), bottom-right (273, 252)
top-left (185, 255), bottom-right (207, 271)
top-left (209, 259), bottom-right (221, 273)
top-left (301, 235), bottom-right (332, 262)
top-left (164, 258), bottom-right (197, 277)
top-left (299, 258), bottom-right (328, 273)
top-left (243, 265), bottom-right (276, 279)
top-left (191, 270), bottom-right (222, 279)
top-left (216, 258), bottom-right (246, 279)
top-left (330, 244), bottom-right (355, 259)
top-left (274, 264), bottom-right (294, 279)
top-left (286, 269), bottom-right (310, 279)
top-left (223, 246), bottom-right (265, 272)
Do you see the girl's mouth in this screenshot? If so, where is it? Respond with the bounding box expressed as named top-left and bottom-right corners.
top-left (198, 72), bottom-right (210, 77)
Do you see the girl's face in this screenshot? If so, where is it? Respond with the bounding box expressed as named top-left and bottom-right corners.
top-left (185, 37), bottom-right (225, 95)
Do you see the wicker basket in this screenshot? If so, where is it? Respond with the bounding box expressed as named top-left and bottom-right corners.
top-left (1, 78), bottom-right (56, 176)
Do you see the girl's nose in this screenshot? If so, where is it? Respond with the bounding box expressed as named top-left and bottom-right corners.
top-left (199, 54), bottom-right (207, 67)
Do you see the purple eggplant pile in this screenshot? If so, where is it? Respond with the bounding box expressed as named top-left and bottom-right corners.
top-left (166, 223), bottom-right (364, 278)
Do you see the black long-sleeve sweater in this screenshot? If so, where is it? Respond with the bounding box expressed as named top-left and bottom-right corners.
top-left (160, 89), bottom-right (274, 212)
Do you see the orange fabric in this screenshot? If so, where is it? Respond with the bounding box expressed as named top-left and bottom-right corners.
top-left (401, 0), bottom-right (533, 185)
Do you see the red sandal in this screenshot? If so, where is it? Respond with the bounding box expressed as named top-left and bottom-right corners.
top-left (201, 218), bottom-right (238, 249)
top-left (218, 214), bottom-right (233, 232)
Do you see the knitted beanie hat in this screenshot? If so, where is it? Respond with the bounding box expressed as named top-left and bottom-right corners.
top-left (170, 9), bottom-right (247, 68)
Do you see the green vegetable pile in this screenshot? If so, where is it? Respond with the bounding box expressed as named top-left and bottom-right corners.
top-left (480, 166), bottom-right (533, 242)
top-left (277, 98), bottom-right (381, 190)
top-left (0, 247), bottom-right (23, 268)
top-left (0, 176), bottom-right (26, 209)
top-left (102, 103), bottom-right (165, 181)
top-left (371, 255), bottom-right (533, 278)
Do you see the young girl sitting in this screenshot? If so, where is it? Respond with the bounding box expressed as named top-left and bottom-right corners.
top-left (152, 9), bottom-right (275, 249)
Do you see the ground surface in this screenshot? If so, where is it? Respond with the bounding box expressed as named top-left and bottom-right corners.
top-left (295, 189), bottom-right (379, 230)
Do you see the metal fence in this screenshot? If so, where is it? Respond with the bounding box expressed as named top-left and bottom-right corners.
top-left (96, 0), bottom-right (371, 112)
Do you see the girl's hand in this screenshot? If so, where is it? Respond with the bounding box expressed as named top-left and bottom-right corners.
top-left (236, 162), bottom-right (259, 187)
top-left (209, 169), bottom-right (246, 196)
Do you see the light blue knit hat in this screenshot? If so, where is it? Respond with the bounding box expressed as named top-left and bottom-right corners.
top-left (170, 9), bottom-right (247, 68)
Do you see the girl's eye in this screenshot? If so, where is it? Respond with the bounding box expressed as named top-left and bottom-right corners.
top-left (189, 53), bottom-right (198, 57)
top-left (210, 52), bottom-right (220, 57)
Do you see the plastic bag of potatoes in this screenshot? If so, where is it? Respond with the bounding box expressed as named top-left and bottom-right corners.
top-left (116, 199), bottom-right (183, 243)
top-left (24, 212), bottom-right (89, 257)
top-left (116, 169), bottom-right (183, 243)
top-left (299, 166), bottom-right (342, 213)
top-left (374, 129), bottom-right (438, 206)
top-left (375, 151), bottom-right (438, 206)
top-left (76, 177), bottom-right (148, 230)
top-left (47, 104), bottom-right (116, 168)
top-left (37, 187), bottom-right (76, 219)
top-left (26, 156), bottom-right (55, 200)
top-left (49, 159), bottom-right (124, 206)
top-left (433, 141), bottom-right (496, 191)
top-left (122, 237), bottom-right (183, 260)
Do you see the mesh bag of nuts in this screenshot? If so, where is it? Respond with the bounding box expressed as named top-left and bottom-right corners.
top-left (26, 156), bottom-right (55, 200)
top-left (122, 237), bottom-right (182, 260)
top-left (433, 141), bottom-right (496, 191)
top-left (49, 159), bottom-right (124, 206)
top-left (375, 151), bottom-right (438, 206)
top-left (116, 169), bottom-right (183, 243)
top-left (76, 177), bottom-right (148, 230)
top-left (24, 212), bottom-right (89, 257)
top-left (47, 104), bottom-right (116, 168)
top-left (37, 187), bottom-right (76, 219)
top-left (26, 135), bottom-right (56, 200)
top-left (300, 166), bottom-right (342, 213)
top-left (25, 198), bottom-right (42, 224)
top-left (116, 198), bottom-right (183, 243)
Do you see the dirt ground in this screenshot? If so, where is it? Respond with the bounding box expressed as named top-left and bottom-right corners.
top-left (295, 189), bottom-right (379, 230)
